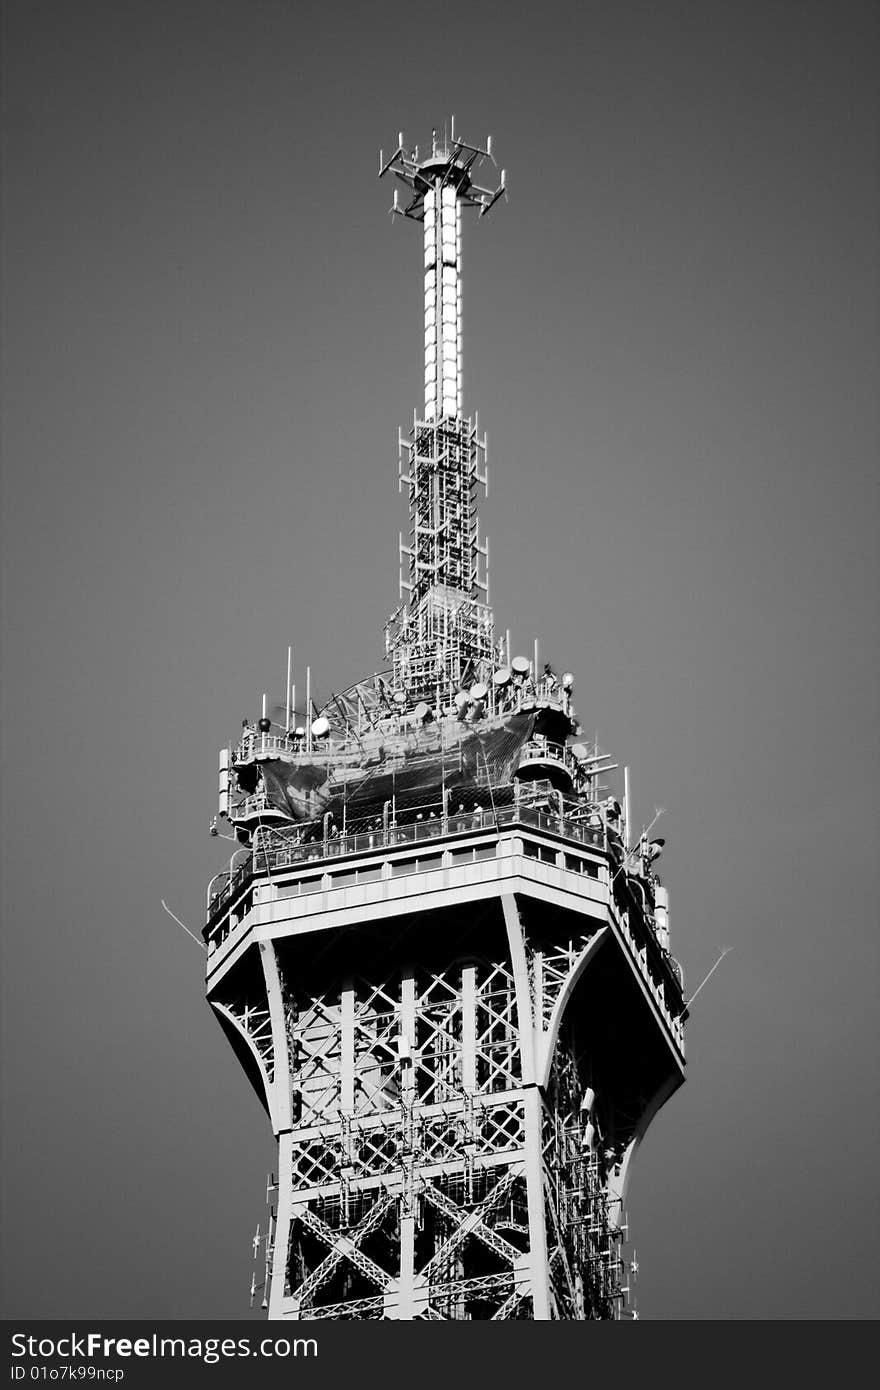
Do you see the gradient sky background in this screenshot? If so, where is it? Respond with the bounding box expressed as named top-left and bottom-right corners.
top-left (2, 0), bottom-right (878, 1320)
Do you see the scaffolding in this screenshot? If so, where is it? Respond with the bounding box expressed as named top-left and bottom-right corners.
top-left (385, 588), bottom-right (495, 709)
top-left (398, 415), bottom-right (488, 606)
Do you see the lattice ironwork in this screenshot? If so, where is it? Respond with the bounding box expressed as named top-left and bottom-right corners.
top-left (541, 1039), bottom-right (628, 1319)
top-left (290, 1136), bottom-right (341, 1190)
top-left (292, 993), bottom-right (342, 1124)
top-left (288, 956), bottom-right (523, 1132)
top-left (474, 961), bottom-right (520, 1092)
top-left (412, 967), bottom-right (465, 1105)
top-left (530, 928), bottom-right (602, 1031)
top-left (224, 998), bottom-right (274, 1083)
top-left (353, 975), bottom-right (404, 1116)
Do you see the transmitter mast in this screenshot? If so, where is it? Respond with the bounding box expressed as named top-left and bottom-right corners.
top-left (204, 124), bottom-right (686, 1320)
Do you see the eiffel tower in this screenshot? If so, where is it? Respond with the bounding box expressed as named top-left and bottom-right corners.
top-left (205, 123), bottom-right (686, 1320)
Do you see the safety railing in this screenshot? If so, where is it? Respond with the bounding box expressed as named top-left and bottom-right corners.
top-left (206, 789), bottom-right (608, 927)
top-left (231, 792), bottom-right (276, 820)
top-left (234, 732), bottom-right (310, 762)
top-left (515, 737), bottom-right (576, 775)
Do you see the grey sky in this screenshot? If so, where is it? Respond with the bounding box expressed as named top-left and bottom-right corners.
top-left (2, 0), bottom-right (878, 1318)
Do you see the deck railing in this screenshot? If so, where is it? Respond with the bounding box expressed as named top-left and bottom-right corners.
top-left (206, 786), bottom-right (605, 923)
top-left (204, 800), bottom-right (685, 1037)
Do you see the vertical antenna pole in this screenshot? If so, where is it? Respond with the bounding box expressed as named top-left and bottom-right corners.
top-left (286, 646), bottom-right (292, 733)
top-left (306, 667), bottom-right (311, 753)
top-left (379, 127), bottom-right (505, 708)
top-left (624, 766), bottom-right (631, 848)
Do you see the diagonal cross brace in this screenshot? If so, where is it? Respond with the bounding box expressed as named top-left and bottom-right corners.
top-left (419, 1166), bottom-right (522, 1279)
top-left (291, 1193), bottom-right (394, 1308)
top-left (491, 1287), bottom-right (527, 1320)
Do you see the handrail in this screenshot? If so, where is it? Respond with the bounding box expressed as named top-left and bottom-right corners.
top-left (204, 808), bottom-right (683, 1037)
top-left (516, 737), bottom-right (578, 775)
top-left (206, 798), bottom-right (607, 926)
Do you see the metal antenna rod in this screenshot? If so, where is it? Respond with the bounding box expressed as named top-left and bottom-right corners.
top-left (161, 899), bottom-right (205, 951)
top-left (686, 947), bottom-right (733, 1009)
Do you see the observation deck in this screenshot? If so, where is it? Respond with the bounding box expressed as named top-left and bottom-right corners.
top-left (205, 785), bottom-right (686, 1061)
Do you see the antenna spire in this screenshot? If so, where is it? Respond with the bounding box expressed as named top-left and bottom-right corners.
top-left (379, 125), bottom-right (505, 709)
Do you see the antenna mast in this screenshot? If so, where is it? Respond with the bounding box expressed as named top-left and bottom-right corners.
top-left (380, 122), bottom-right (506, 710)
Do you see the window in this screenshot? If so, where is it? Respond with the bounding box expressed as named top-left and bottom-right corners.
top-left (451, 843), bottom-right (497, 865)
top-left (564, 854), bottom-right (600, 878)
top-left (391, 854), bottom-right (443, 877)
top-left (331, 864), bottom-right (383, 888)
top-left (276, 875), bottom-right (322, 897)
top-left (523, 840), bottom-right (556, 864)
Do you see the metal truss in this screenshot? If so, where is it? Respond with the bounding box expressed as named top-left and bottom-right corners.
top-left (397, 416), bottom-right (488, 604)
top-left (217, 995), bottom-right (275, 1085)
top-left (527, 926), bottom-right (604, 1031)
top-left (386, 414), bottom-right (494, 709)
top-left (211, 913), bottom-right (644, 1319)
top-left (378, 123), bottom-right (502, 708)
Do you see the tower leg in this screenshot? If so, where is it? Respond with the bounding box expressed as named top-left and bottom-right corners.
top-left (523, 1086), bottom-right (552, 1319)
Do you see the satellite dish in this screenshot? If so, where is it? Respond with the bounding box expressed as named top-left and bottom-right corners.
top-left (294, 726), bottom-right (305, 738)
top-left (493, 666), bottom-right (511, 686)
top-left (310, 716), bottom-right (330, 739)
top-left (470, 682), bottom-right (488, 702)
top-left (571, 743), bottom-right (588, 761)
top-left (393, 690), bottom-right (407, 705)
top-left (413, 701), bottom-right (432, 723)
top-left (562, 672), bottom-right (575, 692)
top-left (511, 655), bottom-right (531, 677)
top-left (454, 690), bottom-right (470, 712)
